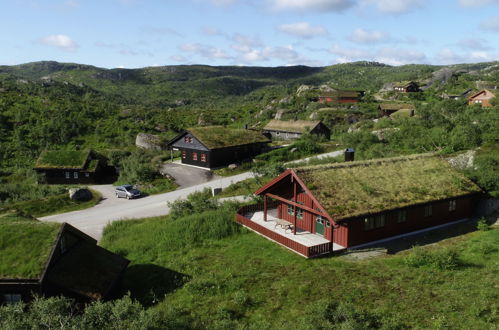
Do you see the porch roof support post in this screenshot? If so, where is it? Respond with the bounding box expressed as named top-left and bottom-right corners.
top-left (293, 181), bottom-right (297, 235)
top-left (263, 194), bottom-right (267, 222)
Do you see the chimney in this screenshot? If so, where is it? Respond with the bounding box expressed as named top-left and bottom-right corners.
top-left (344, 148), bottom-right (355, 162)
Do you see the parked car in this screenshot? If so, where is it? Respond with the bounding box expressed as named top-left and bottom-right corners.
top-left (115, 184), bottom-right (141, 199)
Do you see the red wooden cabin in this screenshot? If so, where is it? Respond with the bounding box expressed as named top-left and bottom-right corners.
top-left (236, 154), bottom-right (481, 258)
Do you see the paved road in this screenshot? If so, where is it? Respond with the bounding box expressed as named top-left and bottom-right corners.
top-left (39, 172), bottom-right (254, 241)
top-left (160, 162), bottom-right (221, 188)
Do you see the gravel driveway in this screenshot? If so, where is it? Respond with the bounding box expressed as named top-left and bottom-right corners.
top-left (160, 162), bottom-right (221, 188)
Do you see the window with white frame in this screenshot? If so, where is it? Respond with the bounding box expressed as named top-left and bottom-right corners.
top-left (65, 172), bottom-right (70, 179)
top-left (296, 208), bottom-right (303, 219)
top-left (287, 204), bottom-right (294, 215)
top-left (85, 173), bottom-right (90, 177)
top-left (449, 200), bottom-right (457, 211)
top-left (73, 172), bottom-right (78, 179)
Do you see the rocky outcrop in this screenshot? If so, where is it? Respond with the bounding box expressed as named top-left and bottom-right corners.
top-left (69, 188), bottom-right (92, 201)
top-left (446, 150), bottom-right (476, 170)
top-left (135, 133), bottom-right (162, 151)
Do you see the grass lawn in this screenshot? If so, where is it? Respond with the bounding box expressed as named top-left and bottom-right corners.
top-left (4, 189), bottom-right (102, 217)
top-left (101, 206), bottom-right (499, 329)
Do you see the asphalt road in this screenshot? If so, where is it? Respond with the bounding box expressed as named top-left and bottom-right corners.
top-left (39, 171), bottom-right (254, 241)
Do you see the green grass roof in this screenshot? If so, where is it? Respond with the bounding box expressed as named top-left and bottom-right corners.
top-left (189, 126), bottom-right (270, 149)
top-left (379, 103), bottom-right (415, 111)
top-left (0, 212), bottom-right (61, 279)
top-left (46, 241), bottom-right (129, 300)
top-left (294, 154), bottom-right (481, 220)
top-left (34, 150), bottom-right (91, 170)
top-left (263, 120), bottom-right (321, 133)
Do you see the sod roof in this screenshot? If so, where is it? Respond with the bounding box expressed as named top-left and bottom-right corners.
top-left (394, 81), bottom-right (419, 88)
top-left (263, 120), bottom-right (321, 134)
top-left (188, 126), bottom-right (270, 149)
top-left (293, 154), bottom-right (481, 220)
top-left (34, 150), bottom-right (91, 170)
top-left (0, 213), bottom-right (61, 279)
top-left (46, 241), bottom-right (129, 300)
top-left (379, 103), bottom-right (415, 111)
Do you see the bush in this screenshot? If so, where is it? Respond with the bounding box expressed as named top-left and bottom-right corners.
top-left (477, 217), bottom-right (489, 231)
top-left (167, 188), bottom-right (218, 220)
top-left (404, 246), bottom-right (461, 270)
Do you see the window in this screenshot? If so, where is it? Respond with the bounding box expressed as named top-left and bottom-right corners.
top-left (276, 131), bottom-right (280, 136)
top-left (286, 133), bottom-right (289, 138)
top-left (192, 152), bottom-right (198, 161)
top-left (201, 153), bottom-right (207, 162)
top-left (449, 200), bottom-right (457, 212)
top-left (85, 173), bottom-right (90, 178)
top-left (73, 172), bottom-right (78, 179)
top-left (181, 151), bottom-right (186, 159)
top-left (397, 210), bottom-right (407, 223)
top-left (316, 215), bottom-right (324, 224)
top-left (184, 136), bottom-right (189, 142)
top-left (2, 294), bottom-right (21, 305)
top-left (188, 136), bottom-right (192, 143)
top-left (325, 219), bottom-right (331, 227)
top-left (287, 204), bottom-right (294, 215)
top-left (424, 205), bottom-right (433, 217)
top-left (364, 215), bottom-right (385, 231)
top-left (60, 236), bottom-right (67, 254)
top-left (296, 208), bottom-right (303, 219)
top-left (65, 172), bottom-right (70, 179)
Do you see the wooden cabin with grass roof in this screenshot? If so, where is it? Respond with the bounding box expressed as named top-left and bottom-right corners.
top-left (0, 212), bottom-right (129, 305)
top-left (166, 126), bottom-right (270, 169)
top-left (34, 150), bottom-right (104, 184)
top-left (378, 103), bottom-right (416, 117)
top-left (263, 119), bottom-right (330, 141)
top-left (236, 154), bottom-right (482, 257)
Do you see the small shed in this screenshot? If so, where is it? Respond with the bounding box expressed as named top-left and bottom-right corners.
top-left (34, 150), bottom-right (104, 184)
top-left (263, 120), bottom-right (330, 140)
top-left (378, 103), bottom-right (415, 117)
top-left (0, 213), bottom-right (129, 304)
top-left (393, 81), bottom-right (420, 93)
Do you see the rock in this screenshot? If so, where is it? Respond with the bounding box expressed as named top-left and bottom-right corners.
top-left (136, 133), bottom-right (162, 151)
top-left (318, 85), bottom-right (336, 93)
top-left (69, 188), bottom-right (92, 201)
top-left (309, 112), bottom-right (318, 120)
top-left (371, 128), bottom-right (400, 141)
top-left (290, 147), bottom-right (298, 153)
top-left (446, 150), bottom-right (476, 170)
top-left (228, 163), bottom-right (238, 170)
top-left (274, 109), bottom-right (287, 120)
top-left (279, 96), bottom-right (293, 105)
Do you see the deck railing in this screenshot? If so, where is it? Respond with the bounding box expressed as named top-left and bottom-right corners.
top-left (236, 203), bottom-right (332, 258)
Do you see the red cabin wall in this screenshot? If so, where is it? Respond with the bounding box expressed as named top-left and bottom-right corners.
top-left (333, 224), bottom-right (348, 247)
top-left (344, 196), bottom-right (474, 247)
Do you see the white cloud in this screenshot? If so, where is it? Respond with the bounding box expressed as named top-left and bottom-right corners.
top-left (201, 26), bottom-right (228, 37)
top-left (179, 43), bottom-right (232, 59)
top-left (277, 22), bottom-right (328, 39)
top-left (39, 34), bottom-right (78, 52)
top-left (271, 0), bottom-right (355, 12)
top-left (361, 0), bottom-right (423, 14)
top-left (459, 0), bottom-right (499, 6)
top-left (457, 38), bottom-right (490, 50)
top-left (480, 17), bottom-right (499, 31)
top-left (348, 28), bottom-right (389, 43)
top-left (329, 45), bottom-right (371, 59)
top-left (434, 48), bottom-right (464, 64)
top-left (170, 55), bottom-right (188, 62)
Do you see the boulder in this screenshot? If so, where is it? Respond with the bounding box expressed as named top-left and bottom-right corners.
top-left (135, 133), bottom-right (162, 151)
top-left (446, 150), bottom-right (476, 170)
top-left (69, 188), bottom-right (92, 201)
top-left (228, 163), bottom-right (238, 170)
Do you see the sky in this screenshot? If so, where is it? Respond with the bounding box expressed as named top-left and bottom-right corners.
top-left (1, 0), bottom-right (499, 69)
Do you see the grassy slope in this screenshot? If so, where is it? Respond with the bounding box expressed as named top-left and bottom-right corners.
top-left (3, 189), bottom-right (102, 217)
top-left (101, 210), bottom-right (499, 329)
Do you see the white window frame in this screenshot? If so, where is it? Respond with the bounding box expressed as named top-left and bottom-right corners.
top-left (65, 172), bottom-right (70, 179)
top-left (73, 172), bottom-right (78, 179)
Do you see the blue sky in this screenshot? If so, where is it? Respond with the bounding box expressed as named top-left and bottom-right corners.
top-left (1, 0), bottom-right (499, 68)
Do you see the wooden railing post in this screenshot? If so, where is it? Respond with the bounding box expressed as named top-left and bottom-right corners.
top-left (264, 195), bottom-right (267, 222)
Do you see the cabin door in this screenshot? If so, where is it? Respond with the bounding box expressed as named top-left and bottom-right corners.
top-left (315, 216), bottom-right (324, 236)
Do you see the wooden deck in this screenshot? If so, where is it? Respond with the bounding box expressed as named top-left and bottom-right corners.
top-left (236, 204), bottom-right (345, 258)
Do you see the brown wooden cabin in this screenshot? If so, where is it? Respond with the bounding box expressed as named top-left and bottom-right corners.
top-left (34, 150), bottom-right (104, 184)
top-left (467, 89), bottom-right (496, 107)
top-left (263, 120), bottom-right (331, 141)
top-left (393, 81), bottom-right (420, 93)
top-left (236, 154), bottom-right (482, 258)
top-left (378, 103), bottom-right (415, 117)
top-left (166, 126), bottom-right (270, 169)
top-left (0, 215), bottom-right (129, 305)
top-left (318, 90), bottom-right (364, 104)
